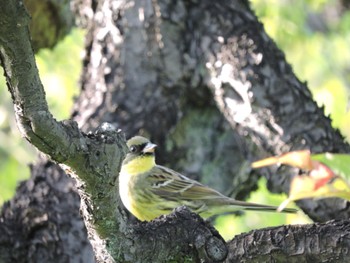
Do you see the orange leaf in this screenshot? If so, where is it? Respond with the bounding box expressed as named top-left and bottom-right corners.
top-left (252, 150), bottom-right (313, 170)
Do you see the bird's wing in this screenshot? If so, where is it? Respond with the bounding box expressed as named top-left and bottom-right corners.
top-left (147, 165), bottom-right (298, 215)
top-left (148, 165), bottom-right (226, 201)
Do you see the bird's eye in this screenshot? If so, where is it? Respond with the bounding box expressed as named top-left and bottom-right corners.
top-left (130, 145), bottom-right (138, 153)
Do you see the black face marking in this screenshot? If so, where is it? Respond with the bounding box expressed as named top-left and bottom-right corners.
top-left (129, 143), bottom-right (147, 154)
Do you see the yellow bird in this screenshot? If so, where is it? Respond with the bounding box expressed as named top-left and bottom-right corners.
top-left (119, 136), bottom-right (297, 221)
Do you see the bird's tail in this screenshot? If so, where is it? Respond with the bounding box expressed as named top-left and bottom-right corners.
top-left (229, 199), bottom-right (297, 214)
top-left (200, 197), bottom-right (298, 218)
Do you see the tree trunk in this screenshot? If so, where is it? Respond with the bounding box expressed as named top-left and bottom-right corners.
top-left (1, 0), bottom-right (350, 262)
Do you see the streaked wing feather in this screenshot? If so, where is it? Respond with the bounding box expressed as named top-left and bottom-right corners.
top-left (148, 165), bottom-right (225, 200)
top-left (147, 165), bottom-right (298, 215)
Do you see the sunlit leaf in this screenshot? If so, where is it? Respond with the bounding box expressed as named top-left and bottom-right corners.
top-left (252, 150), bottom-right (313, 170)
top-left (278, 175), bottom-right (350, 212)
top-left (253, 150), bottom-right (350, 211)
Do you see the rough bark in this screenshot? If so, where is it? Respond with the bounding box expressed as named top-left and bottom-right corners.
top-left (1, 0), bottom-right (350, 262)
top-left (0, 159), bottom-right (94, 263)
top-left (227, 220), bottom-right (350, 262)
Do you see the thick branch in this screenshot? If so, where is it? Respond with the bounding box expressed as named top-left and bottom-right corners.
top-left (227, 220), bottom-right (350, 262)
top-left (0, 1), bottom-right (127, 260)
top-left (128, 207), bottom-right (228, 262)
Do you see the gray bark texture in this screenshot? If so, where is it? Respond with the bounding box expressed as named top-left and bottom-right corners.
top-left (1, 0), bottom-right (350, 262)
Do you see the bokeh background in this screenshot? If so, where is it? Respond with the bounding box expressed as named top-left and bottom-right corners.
top-left (0, 0), bottom-right (349, 240)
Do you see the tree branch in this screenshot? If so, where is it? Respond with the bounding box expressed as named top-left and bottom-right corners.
top-left (227, 220), bottom-right (350, 262)
top-left (0, 0), bottom-right (76, 163)
top-left (2, 0), bottom-right (350, 262)
top-left (0, 0), bottom-right (126, 260)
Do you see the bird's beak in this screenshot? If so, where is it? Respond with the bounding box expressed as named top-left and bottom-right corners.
top-left (142, 142), bottom-right (157, 153)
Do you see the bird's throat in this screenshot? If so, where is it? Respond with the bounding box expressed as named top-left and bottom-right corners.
top-left (121, 155), bottom-right (155, 176)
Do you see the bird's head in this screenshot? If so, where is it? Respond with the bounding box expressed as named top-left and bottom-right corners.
top-left (122, 136), bottom-right (157, 165)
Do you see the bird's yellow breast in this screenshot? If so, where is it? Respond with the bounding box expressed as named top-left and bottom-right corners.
top-left (119, 155), bottom-right (156, 221)
top-left (121, 155), bottom-right (155, 176)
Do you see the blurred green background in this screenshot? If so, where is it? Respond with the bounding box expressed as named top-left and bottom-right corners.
top-left (0, 0), bottom-right (349, 239)
top-left (0, 28), bottom-right (84, 203)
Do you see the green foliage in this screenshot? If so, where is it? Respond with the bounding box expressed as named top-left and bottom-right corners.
top-left (0, 28), bottom-right (85, 204)
top-left (0, 69), bottom-right (35, 204)
top-left (36, 28), bottom-right (84, 120)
